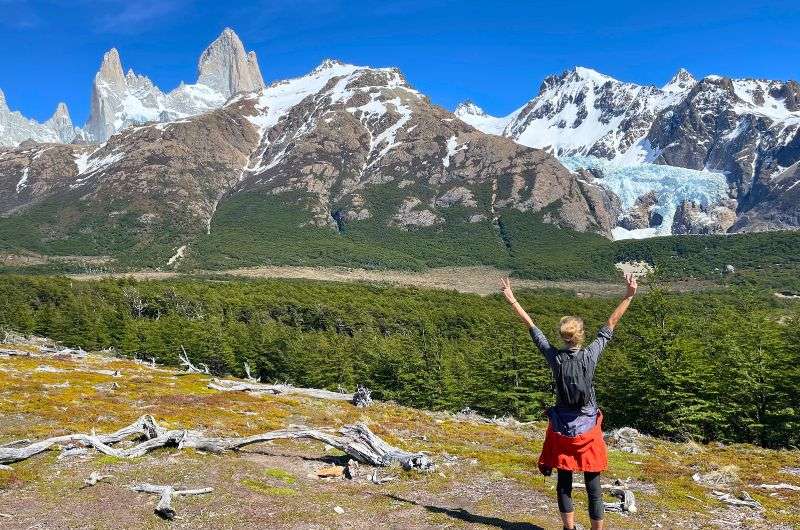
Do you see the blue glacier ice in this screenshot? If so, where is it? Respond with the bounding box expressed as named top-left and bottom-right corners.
top-left (559, 156), bottom-right (730, 240)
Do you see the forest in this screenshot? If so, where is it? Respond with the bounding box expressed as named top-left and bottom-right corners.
top-left (1, 274), bottom-right (798, 449)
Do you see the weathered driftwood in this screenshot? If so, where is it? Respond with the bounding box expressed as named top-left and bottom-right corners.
top-left (208, 378), bottom-right (355, 402)
top-left (178, 346), bottom-right (210, 375)
top-left (0, 348), bottom-right (32, 357)
top-left (131, 483), bottom-right (213, 520)
top-left (83, 472), bottom-right (111, 487)
top-left (0, 415), bottom-right (433, 471)
top-left (753, 483), bottom-right (800, 492)
top-left (0, 414), bottom-right (163, 464)
top-left (711, 490), bottom-right (762, 510)
top-left (603, 488), bottom-right (637, 513)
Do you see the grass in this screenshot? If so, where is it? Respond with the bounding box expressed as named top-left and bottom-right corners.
top-left (0, 344), bottom-right (797, 528)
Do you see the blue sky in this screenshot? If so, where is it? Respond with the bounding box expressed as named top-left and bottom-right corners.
top-left (1, 0), bottom-right (799, 125)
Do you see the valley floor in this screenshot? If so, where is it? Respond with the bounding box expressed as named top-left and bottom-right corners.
top-left (1, 341), bottom-right (798, 529)
top-left (66, 265), bottom-right (712, 297)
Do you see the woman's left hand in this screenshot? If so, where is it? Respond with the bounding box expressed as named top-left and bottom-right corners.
top-left (500, 277), bottom-right (517, 305)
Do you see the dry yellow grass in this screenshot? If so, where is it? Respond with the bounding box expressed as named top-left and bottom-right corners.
top-left (0, 346), bottom-right (797, 529)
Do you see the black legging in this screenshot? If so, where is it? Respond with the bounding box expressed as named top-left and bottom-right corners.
top-left (556, 469), bottom-right (604, 521)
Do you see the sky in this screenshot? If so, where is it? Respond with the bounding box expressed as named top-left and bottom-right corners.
top-left (1, 0), bottom-right (799, 125)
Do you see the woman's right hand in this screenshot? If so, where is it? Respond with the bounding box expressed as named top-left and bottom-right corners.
top-left (500, 277), bottom-right (517, 305)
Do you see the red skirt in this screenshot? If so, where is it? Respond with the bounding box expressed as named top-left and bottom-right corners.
top-left (538, 411), bottom-right (608, 474)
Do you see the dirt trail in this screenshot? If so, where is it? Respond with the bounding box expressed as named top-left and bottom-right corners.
top-left (68, 265), bottom-right (710, 296)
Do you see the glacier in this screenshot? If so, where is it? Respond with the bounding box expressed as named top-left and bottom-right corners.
top-left (559, 156), bottom-right (730, 240)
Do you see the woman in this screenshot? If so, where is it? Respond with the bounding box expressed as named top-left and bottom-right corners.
top-left (500, 273), bottom-right (637, 530)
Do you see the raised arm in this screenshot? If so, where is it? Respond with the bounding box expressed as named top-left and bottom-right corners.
top-left (500, 277), bottom-right (535, 329)
top-left (607, 273), bottom-right (638, 330)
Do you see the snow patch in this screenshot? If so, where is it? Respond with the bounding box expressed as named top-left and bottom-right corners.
top-left (454, 101), bottom-right (510, 135)
top-left (442, 135), bottom-right (467, 168)
top-left (71, 150), bottom-right (124, 188)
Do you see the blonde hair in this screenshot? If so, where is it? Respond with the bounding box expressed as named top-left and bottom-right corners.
top-left (559, 316), bottom-right (585, 348)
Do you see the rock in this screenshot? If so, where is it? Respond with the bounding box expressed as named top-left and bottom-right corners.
top-left (692, 465), bottom-right (740, 487)
top-left (671, 200), bottom-right (737, 235)
top-left (604, 427), bottom-right (645, 454)
top-left (344, 459), bottom-right (360, 479)
top-left (196, 28), bottom-right (265, 97)
top-left (732, 162), bottom-right (800, 232)
top-left (333, 506), bottom-right (345, 514)
top-left (618, 191), bottom-right (659, 230)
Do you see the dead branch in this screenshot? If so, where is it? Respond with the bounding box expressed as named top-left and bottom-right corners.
top-left (0, 415), bottom-right (433, 471)
top-left (243, 362), bottom-right (260, 382)
top-left (711, 490), bottom-right (762, 510)
top-left (178, 346), bottom-right (209, 375)
top-left (131, 483), bottom-right (213, 520)
top-left (0, 415), bottom-right (163, 464)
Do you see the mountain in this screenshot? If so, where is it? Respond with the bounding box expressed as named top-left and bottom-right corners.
top-left (0, 89), bottom-right (79, 146)
top-left (456, 67), bottom-right (800, 236)
top-left (0, 28), bottom-right (262, 146)
top-left (84, 28), bottom-right (264, 142)
top-left (0, 59), bottom-right (617, 268)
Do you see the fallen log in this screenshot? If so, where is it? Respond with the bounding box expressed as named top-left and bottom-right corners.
top-left (711, 490), bottom-right (762, 510)
top-left (0, 415), bottom-right (433, 471)
top-left (0, 414), bottom-right (163, 464)
top-left (208, 378), bottom-right (357, 402)
top-left (752, 483), bottom-right (800, 492)
top-left (131, 483), bottom-right (212, 520)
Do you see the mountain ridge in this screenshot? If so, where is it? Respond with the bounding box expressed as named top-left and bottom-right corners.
top-left (1, 38), bottom-right (800, 267)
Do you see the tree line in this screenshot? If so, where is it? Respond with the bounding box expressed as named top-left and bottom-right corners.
top-left (1, 275), bottom-right (797, 448)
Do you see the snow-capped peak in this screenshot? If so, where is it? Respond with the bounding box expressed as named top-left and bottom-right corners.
top-left (0, 89), bottom-right (77, 146)
top-left (44, 102), bottom-right (77, 143)
top-left (311, 59), bottom-right (347, 74)
top-left (454, 100), bottom-right (486, 117)
top-left (571, 66), bottom-right (613, 84)
top-left (83, 28), bottom-right (264, 142)
top-left (663, 68), bottom-right (697, 93)
top-left (453, 100), bottom-right (509, 135)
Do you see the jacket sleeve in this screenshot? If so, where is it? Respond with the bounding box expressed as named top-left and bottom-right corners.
top-left (529, 326), bottom-right (557, 365)
top-left (585, 325), bottom-right (614, 365)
